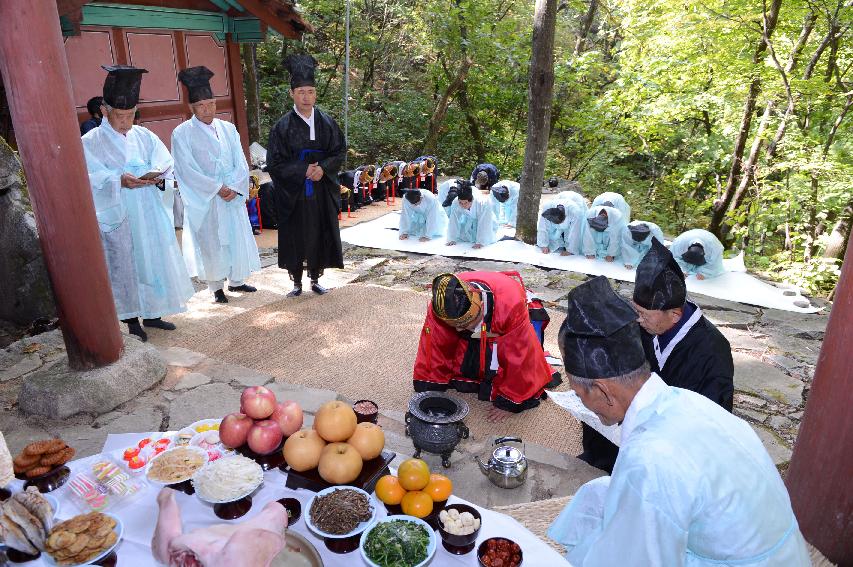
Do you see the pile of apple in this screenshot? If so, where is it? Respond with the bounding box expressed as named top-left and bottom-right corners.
top-left (219, 386), bottom-right (304, 455)
top-left (283, 400), bottom-right (386, 485)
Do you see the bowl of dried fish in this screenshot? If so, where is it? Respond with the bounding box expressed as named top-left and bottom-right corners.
top-left (304, 486), bottom-right (376, 554)
top-left (145, 446), bottom-right (208, 485)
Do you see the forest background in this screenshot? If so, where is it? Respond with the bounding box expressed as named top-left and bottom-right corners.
top-left (240, 0), bottom-right (852, 297)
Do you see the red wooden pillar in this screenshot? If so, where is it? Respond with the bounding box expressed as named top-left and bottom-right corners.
top-left (785, 232), bottom-right (853, 565)
top-left (0, 1), bottom-right (122, 369)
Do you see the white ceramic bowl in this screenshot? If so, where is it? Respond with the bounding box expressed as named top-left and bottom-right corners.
top-left (43, 515), bottom-right (123, 567)
top-left (144, 446), bottom-right (209, 485)
top-left (304, 486), bottom-right (377, 539)
top-left (360, 515), bottom-right (437, 567)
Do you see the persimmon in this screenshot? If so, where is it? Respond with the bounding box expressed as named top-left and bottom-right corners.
top-left (401, 490), bottom-right (433, 518)
top-left (375, 475), bottom-right (406, 505)
top-left (423, 473), bottom-right (453, 502)
top-left (397, 458), bottom-right (430, 491)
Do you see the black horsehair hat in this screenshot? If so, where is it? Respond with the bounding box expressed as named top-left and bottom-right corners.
top-left (285, 54), bottom-right (317, 89)
top-left (633, 237), bottom-right (686, 311)
top-left (404, 189), bottom-right (422, 205)
top-left (178, 66), bottom-right (215, 103)
top-left (102, 65), bottom-right (147, 110)
top-left (629, 223), bottom-right (651, 243)
top-left (542, 205), bottom-right (566, 225)
top-left (456, 180), bottom-right (474, 202)
top-left (492, 185), bottom-right (510, 203)
top-left (682, 243), bottom-right (707, 266)
top-left (559, 276), bottom-right (646, 379)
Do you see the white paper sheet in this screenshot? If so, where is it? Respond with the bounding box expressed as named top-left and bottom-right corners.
top-left (8, 432), bottom-right (571, 566)
top-left (340, 212), bottom-right (821, 313)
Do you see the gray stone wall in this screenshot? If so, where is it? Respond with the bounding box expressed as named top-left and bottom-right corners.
top-left (0, 137), bottom-right (55, 324)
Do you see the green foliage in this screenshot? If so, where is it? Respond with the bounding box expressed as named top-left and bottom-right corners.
top-left (251, 0), bottom-right (852, 295)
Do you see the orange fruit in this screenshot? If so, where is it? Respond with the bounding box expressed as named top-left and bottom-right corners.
top-left (397, 458), bottom-right (430, 491)
top-left (375, 475), bottom-right (406, 505)
top-left (423, 473), bottom-right (453, 502)
top-left (400, 490), bottom-right (433, 519)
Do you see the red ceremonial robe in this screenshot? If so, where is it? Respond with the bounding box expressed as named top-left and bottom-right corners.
top-left (412, 271), bottom-right (552, 411)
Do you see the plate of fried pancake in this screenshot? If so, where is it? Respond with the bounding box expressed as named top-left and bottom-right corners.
top-left (43, 512), bottom-right (122, 566)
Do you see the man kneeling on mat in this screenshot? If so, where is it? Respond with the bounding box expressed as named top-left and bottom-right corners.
top-left (412, 272), bottom-right (560, 423)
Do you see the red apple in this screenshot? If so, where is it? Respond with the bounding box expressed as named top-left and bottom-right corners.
top-left (271, 401), bottom-right (304, 437)
top-left (247, 420), bottom-right (284, 455)
top-left (240, 386), bottom-right (277, 420)
top-left (219, 412), bottom-right (253, 448)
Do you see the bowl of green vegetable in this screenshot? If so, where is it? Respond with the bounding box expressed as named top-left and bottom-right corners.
top-left (360, 515), bottom-right (437, 567)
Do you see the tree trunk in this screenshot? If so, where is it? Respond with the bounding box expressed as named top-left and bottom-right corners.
top-left (574, 0), bottom-right (598, 56)
top-left (730, 100), bottom-right (773, 211)
top-left (456, 83), bottom-right (487, 163)
top-left (421, 57), bottom-right (471, 155)
top-left (708, 0), bottom-right (782, 238)
top-left (241, 44), bottom-right (261, 144)
top-left (824, 199), bottom-right (853, 261)
top-left (516, 0), bottom-right (558, 244)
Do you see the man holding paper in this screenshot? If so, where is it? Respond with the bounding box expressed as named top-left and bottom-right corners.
top-left (547, 276), bottom-right (808, 566)
top-left (82, 65), bottom-right (193, 341)
top-left (172, 66), bottom-right (260, 304)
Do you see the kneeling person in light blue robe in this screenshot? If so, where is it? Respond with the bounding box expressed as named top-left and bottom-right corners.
top-left (582, 205), bottom-right (624, 262)
top-left (620, 220), bottom-right (664, 269)
top-left (537, 199), bottom-right (585, 256)
top-left (172, 66), bottom-right (261, 304)
top-left (670, 228), bottom-right (726, 280)
top-left (82, 65), bottom-right (194, 341)
top-left (489, 180), bottom-right (519, 227)
top-left (548, 276), bottom-right (809, 567)
top-left (399, 189), bottom-right (448, 241)
top-left (446, 181), bottom-right (498, 249)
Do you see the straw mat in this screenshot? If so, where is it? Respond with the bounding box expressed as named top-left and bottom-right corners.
top-left (166, 283), bottom-right (582, 456)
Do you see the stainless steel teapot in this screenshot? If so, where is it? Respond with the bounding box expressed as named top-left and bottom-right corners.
top-left (474, 436), bottom-right (528, 489)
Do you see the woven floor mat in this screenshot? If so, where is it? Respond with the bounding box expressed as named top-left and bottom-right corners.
top-left (166, 283), bottom-right (583, 456)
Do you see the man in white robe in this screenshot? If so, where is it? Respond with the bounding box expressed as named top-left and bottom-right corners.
top-left (670, 228), bottom-right (726, 280)
top-left (582, 204), bottom-right (624, 261)
top-left (171, 66), bottom-right (261, 303)
top-left (548, 276), bottom-right (810, 566)
top-left (446, 181), bottom-right (498, 249)
top-left (489, 180), bottom-right (519, 227)
top-left (82, 65), bottom-right (194, 341)
top-left (399, 189), bottom-right (448, 241)
top-left (620, 220), bottom-right (664, 269)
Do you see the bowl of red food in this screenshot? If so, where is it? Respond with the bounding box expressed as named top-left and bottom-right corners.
top-left (353, 400), bottom-right (379, 424)
top-left (478, 537), bottom-right (523, 567)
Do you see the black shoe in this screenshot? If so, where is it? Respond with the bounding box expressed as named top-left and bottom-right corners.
top-left (228, 284), bottom-right (257, 293)
top-left (214, 290), bottom-right (228, 303)
top-left (311, 281), bottom-right (328, 295)
top-left (287, 286), bottom-right (303, 298)
top-left (142, 318), bottom-right (177, 330)
top-left (127, 321), bottom-right (148, 342)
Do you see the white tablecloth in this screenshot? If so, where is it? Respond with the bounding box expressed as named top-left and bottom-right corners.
top-left (9, 432), bottom-right (570, 566)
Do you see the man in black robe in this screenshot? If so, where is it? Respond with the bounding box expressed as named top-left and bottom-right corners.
top-left (578, 237), bottom-right (734, 472)
top-left (266, 54), bottom-right (346, 297)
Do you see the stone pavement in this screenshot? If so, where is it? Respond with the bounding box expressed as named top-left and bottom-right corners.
top-left (0, 236), bottom-right (832, 507)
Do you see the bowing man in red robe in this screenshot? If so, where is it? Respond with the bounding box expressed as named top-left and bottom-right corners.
top-left (413, 272), bottom-right (558, 422)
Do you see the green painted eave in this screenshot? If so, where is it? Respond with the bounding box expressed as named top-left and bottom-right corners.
top-left (62, 3), bottom-right (264, 43)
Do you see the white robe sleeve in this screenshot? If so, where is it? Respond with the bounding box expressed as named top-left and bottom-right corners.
top-left (399, 200), bottom-right (413, 235)
top-left (564, 204), bottom-right (586, 254)
top-left (222, 123), bottom-right (250, 197)
top-left (621, 226), bottom-right (641, 267)
top-left (424, 194), bottom-right (449, 237)
top-left (475, 200), bottom-right (499, 246)
top-left (507, 183), bottom-right (519, 226)
top-left (145, 128), bottom-right (174, 175)
top-left (82, 135), bottom-right (124, 231)
top-left (447, 203), bottom-right (462, 242)
top-left (536, 215), bottom-right (552, 248)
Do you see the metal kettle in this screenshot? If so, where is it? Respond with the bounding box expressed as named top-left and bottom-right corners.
top-left (474, 436), bottom-right (528, 489)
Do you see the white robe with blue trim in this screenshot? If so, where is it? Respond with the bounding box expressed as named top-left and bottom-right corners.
top-left (447, 194), bottom-right (498, 246)
top-left (489, 180), bottom-right (520, 226)
top-left (82, 119), bottom-right (194, 320)
top-left (548, 374), bottom-right (810, 567)
top-left (171, 116), bottom-right (260, 284)
top-left (399, 190), bottom-right (448, 239)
